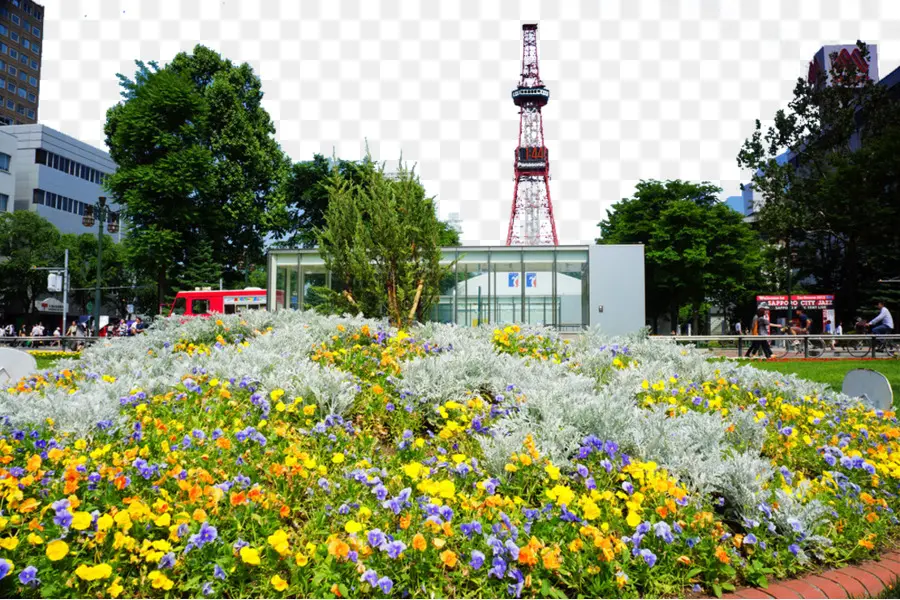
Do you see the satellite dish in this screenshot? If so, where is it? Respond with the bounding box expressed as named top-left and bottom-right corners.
top-left (842, 369), bottom-right (894, 411)
top-left (0, 348), bottom-right (38, 386)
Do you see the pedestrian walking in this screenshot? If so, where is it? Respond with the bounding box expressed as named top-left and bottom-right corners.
top-left (745, 308), bottom-right (772, 359)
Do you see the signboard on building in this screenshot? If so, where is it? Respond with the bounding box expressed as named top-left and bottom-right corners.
top-left (508, 273), bottom-right (537, 288)
top-left (757, 294), bottom-right (834, 309)
top-left (34, 297), bottom-right (65, 313)
top-left (808, 44), bottom-right (879, 87)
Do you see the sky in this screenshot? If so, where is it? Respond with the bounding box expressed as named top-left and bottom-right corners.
top-left (36, 0), bottom-right (900, 245)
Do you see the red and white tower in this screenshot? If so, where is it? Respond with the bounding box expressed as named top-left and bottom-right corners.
top-left (506, 23), bottom-right (558, 246)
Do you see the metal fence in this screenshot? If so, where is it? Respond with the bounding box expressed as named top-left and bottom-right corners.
top-left (649, 333), bottom-right (900, 359)
top-left (0, 336), bottom-right (102, 349)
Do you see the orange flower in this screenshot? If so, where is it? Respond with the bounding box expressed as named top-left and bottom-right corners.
top-left (216, 437), bottom-right (232, 450)
top-left (541, 547), bottom-right (561, 570)
top-left (440, 549), bottom-right (458, 568)
top-left (412, 534), bottom-right (427, 551)
top-left (372, 385), bottom-right (384, 395)
top-left (331, 583), bottom-right (342, 598)
top-left (189, 485), bottom-right (202, 503)
top-left (280, 505), bottom-right (291, 518)
top-left (714, 546), bottom-right (730, 564)
top-left (230, 492), bottom-right (247, 506)
top-left (248, 487), bottom-right (262, 501)
top-left (676, 555), bottom-right (692, 565)
top-left (26, 454), bottom-right (41, 472)
top-left (399, 513), bottom-right (411, 530)
top-left (859, 538), bottom-right (875, 550)
top-left (655, 506), bottom-right (668, 519)
top-left (327, 537), bottom-right (350, 559)
top-left (18, 498), bottom-right (39, 513)
top-left (518, 545), bottom-right (538, 566)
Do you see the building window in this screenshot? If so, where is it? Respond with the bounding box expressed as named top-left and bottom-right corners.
top-left (1, 43), bottom-right (7, 54)
top-left (17, 71), bottom-right (25, 82)
top-left (0, 152), bottom-right (9, 171)
top-left (30, 59), bottom-right (37, 70)
top-left (17, 87), bottom-right (24, 98)
top-left (11, 1), bottom-right (19, 7)
top-left (7, 65), bottom-right (13, 75)
top-left (19, 54), bottom-right (26, 65)
top-left (9, 49), bottom-right (17, 59)
top-left (32, 189), bottom-right (43, 205)
top-left (34, 148), bottom-right (45, 164)
top-left (26, 92), bottom-right (34, 102)
top-left (26, 108), bottom-right (33, 119)
top-left (28, 75), bottom-right (36, 86)
top-left (5, 99), bottom-right (12, 109)
top-left (9, 31), bottom-right (17, 43)
top-left (16, 104), bottom-right (24, 114)
top-left (0, 193), bottom-right (8, 212)
top-left (22, 39), bottom-right (29, 50)
top-left (0, 25), bottom-right (7, 37)
top-left (6, 82), bottom-right (13, 92)
top-left (10, 15), bottom-right (19, 26)
top-left (32, 26), bottom-right (39, 37)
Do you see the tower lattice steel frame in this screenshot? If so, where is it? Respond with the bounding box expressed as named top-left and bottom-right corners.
top-left (506, 23), bottom-right (558, 246)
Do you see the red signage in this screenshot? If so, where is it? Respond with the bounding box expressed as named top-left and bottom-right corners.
top-left (756, 294), bottom-right (834, 309)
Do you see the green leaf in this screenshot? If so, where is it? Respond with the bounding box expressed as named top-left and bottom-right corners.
top-left (712, 583), bottom-right (723, 598)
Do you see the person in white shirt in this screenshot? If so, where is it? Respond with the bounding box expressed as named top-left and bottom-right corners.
top-left (869, 301), bottom-right (894, 335)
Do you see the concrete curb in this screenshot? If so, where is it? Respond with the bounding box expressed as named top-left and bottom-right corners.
top-left (721, 551), bottom-right (900, 599)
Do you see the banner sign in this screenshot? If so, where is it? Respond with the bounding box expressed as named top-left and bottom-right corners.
top-left (756, 294), bottom-right (834, 309)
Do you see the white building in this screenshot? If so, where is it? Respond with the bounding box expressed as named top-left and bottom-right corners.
top-left (0, 127), bottom-right (15, 213)
top-left (2, 124), bottom-right (121, 238)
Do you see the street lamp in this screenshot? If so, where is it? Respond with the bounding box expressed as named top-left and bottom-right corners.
top-left (82, 196), bottom-right (119, 333)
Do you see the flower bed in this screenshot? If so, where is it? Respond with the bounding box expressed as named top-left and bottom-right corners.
top-left (25, 350), bottom-right (82, 360)
top-left (0, 313), bottom-right (898, 598)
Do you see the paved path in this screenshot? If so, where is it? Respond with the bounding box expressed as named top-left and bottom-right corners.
top-left (721, 550), bottom-right (900, 599)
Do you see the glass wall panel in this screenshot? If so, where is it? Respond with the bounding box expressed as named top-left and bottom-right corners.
top-left (522, 249), bottom-right (555, 326)
top-left (555, 250), bottom-right (588, 330)
top-left (455, 250), bottom-right (489, 326)
top-left (490, 251), bottom-right (521, 326)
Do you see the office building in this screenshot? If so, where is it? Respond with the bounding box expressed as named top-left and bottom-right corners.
top-left (2, 124), bottom-right (121, 238)
top-left (0, 0), bottom-right (43, 125)
top-left (268, 245), bottom-right (646, 335)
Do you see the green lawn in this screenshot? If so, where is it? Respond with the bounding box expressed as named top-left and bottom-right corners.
top-left (735, 358), bottom-right (900, 401)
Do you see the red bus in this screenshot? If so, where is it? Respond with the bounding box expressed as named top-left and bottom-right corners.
top-left (166, 288), bottom-right (283, 317)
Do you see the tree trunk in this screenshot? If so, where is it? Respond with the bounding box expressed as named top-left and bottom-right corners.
top-left (408, 278), bottom-right (425, 323)
top-left (692, 302), bottom-right (700, 336)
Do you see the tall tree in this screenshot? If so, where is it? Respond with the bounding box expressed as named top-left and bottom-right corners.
top-left (104, 45), bottom-right (290, 308)
top-left (280, 153), bottom-right (463, 249)
top-left (58, 233), bottom-right (144, 318)
top-left (0, 211), bottom-right (61, 323)
top-left (737, 41), bottom-right (900, 320)
top-left (598, 180), bottom-right (764, 333)
top-left (317, 155), bottom-right (449, 328)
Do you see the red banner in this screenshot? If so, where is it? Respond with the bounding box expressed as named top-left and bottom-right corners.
top-left (756, 295), bottom-right (834, 309)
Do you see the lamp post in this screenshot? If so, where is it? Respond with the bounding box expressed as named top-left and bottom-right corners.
top-left (82, 196), bottom-right (119, 333)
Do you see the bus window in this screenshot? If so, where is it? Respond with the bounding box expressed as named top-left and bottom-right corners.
top-left (191, 299), bottom-right (209, 315)
top-left (225, 304), bottom-right (236, 314)
top-left (172, 297), bottom-right (187, 315)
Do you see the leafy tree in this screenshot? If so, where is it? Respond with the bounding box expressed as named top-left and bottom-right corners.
top-left (280, 153), bottom-right (463, 249)
top-left (0, 211), bottom-right (61, 323)
top-left (176, 238), bottom-right (223, 292)
top-left (598, 180), bottom-right (765, 333)
top-left (104, 45), bottom-right (290, 308)
top-left (316, 155), bottom-right (449, 328)
top-left (737, 41), bottom-right (900, 320)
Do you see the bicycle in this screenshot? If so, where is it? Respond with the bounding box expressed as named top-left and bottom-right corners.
top-left (769, 326), bottom-right (827, 359)
top-left (853, 322), bottom-right (899, 357)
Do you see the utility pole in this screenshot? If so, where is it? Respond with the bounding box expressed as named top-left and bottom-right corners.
top-left (83, 196), bottom-right (119, 334)
top-left (62, 248), bottom-right (68, 339)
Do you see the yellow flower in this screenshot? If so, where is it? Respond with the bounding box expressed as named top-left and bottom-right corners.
top-left (294, 551), bottom-right (309, 567)
top-left (582, 499), bottom-right (601, 521)
top-left (26, 533), bottom-right (43, 545)
top-left (75, 563), bottom-right (113, 581)
top-left (240, 546), bottom-right (261, 565)
top-left (271, 389), bottom-right (285, 401)
top-left (344, 521), bottom-right (363, 534)
top-left (626, 511), bottom-right (642, 528)
top-left (148, 570), bottom-right (174, 590)
top-left (268, 529), bottom-right (291, 555)
top-left (271, 574), bottom-right (289, 591)
top-left (46, 539), bottom-right (69, 561)
top-left (275, 402), bottom-right (286, 412)
top-left (545, 464), bottom-right (560, 480)
top-left (155, 513), bottom-right (171, 527)
top-left (402, 462), bottom-right (424, 479)
top-left (303, 404), bottom-right (316, 416)
top-left (332, 453), bottom-right (345, 464)
top-left (546, 485), bottom-right (575, 507)
top-left (108, 577), bottom-right (124, 598)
